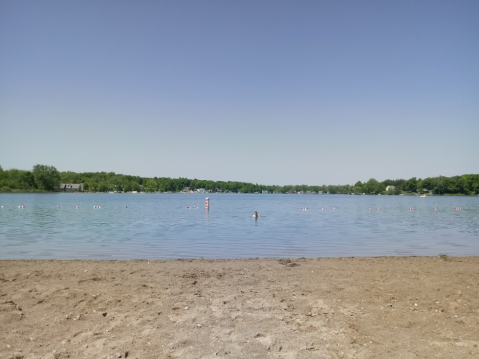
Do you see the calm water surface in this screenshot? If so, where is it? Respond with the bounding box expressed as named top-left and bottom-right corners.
top-left (0, 193), bottom-right (478, 259)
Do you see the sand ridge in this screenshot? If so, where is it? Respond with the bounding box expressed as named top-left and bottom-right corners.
top-left (1, 256), bottom-right (479, 358)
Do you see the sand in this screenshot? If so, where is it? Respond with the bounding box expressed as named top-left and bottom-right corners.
top-left (1, 256), bottom-right (478, 359)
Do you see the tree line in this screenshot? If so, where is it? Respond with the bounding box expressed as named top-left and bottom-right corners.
top-left (1, 164), bottom-right (478, 195)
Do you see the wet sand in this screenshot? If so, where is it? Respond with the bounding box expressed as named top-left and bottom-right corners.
top-left (1, 256), bottom-right (478, 358)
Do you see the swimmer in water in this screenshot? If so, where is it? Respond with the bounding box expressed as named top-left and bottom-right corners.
top-left (252, 211), bottom-right (259, 218)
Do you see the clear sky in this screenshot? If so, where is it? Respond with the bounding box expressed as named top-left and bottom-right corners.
top-left (1, 0), bottom-right (478, 185)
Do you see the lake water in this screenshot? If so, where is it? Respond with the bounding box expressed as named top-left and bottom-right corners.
top-left (0, 193), bottom-right (478, 259)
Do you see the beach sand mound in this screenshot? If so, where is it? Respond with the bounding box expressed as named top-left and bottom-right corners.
top-left (1, 256), bottom-right (478, 358)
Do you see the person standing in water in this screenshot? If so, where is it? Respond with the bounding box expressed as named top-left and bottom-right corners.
top-left (252, 211), bottom-right (259, 218)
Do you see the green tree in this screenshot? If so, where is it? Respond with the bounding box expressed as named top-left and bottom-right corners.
top-left (422, 178), bottom-right (434, 192)
top-left (363, 178), bottom-right (381, 194)
top-left (32, 165), bottom-right (60, 191)
top-left (434, 176), bottom-right (445, 194)
top-left (144, 179), bottom-right (158, 192)
top-left (417, 179), bottom-right (424, 193)
top-left (98, 182), bottom-right (108, 192)
top-left (20, 171), bottom-right (36, 189)
top-left (405, 177), bottom-right (418, 192)
top-left (131, 181), bottom-right (140, 192)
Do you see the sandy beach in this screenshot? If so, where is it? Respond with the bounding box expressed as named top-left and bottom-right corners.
top-left (1, 256), bottom-right (478, 359)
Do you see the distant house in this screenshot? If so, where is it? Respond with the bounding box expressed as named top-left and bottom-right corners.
top-left (262, 190), bottom-right (269, 194)
top-left (386, 186), bottom-right (395, 191)
top-left (60, 183), bottom-right (83, 192)
top-left (196, 188), bottom-right (205, 193)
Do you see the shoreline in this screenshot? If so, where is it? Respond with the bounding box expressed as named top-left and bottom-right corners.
top-left (2, 191), bottom-right (478, 196)
top-left (1, 256), bottom-right (478, 358)
top-left (1, 254), bottom-right (479, 262)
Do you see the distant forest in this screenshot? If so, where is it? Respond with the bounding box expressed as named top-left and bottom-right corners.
top-left (1, 164), bottom-right (478, 195)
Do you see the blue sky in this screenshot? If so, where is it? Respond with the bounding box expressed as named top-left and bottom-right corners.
top-left (1, 0), bottom-right (478, 185)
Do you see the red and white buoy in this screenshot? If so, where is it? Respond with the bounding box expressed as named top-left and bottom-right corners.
top-left (18, 205), bottom-right (25, 208)
top-left (186, 206), bottom-right (190, 209)
top-left (321, 207), bottom-right (323, 210)
top-left (409, 207), bottom-right (414, 210)
top-left (57, 206), bottom-right (60, 208)
top-left (76, 206), bottom-right (80, 209)
top-left (376, 208), bottom-right (379, 210)
top-left (205, 197), bottom-right (209, 210)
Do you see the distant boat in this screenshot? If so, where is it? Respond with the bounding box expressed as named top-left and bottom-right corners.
top-left (420, 194), bottom-right (426, 198)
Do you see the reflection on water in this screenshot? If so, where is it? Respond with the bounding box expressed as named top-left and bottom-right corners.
top-left (0, 193), bottom-right (478, 259)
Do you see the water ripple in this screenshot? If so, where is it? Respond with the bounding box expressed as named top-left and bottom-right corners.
top-left (0, 193), bottom-right (478, 259)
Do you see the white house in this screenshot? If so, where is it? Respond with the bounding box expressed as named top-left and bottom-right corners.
top-left (59, 183), bottom-right (83, 192)
top-left (386, 186), bottom-right (395, 191)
